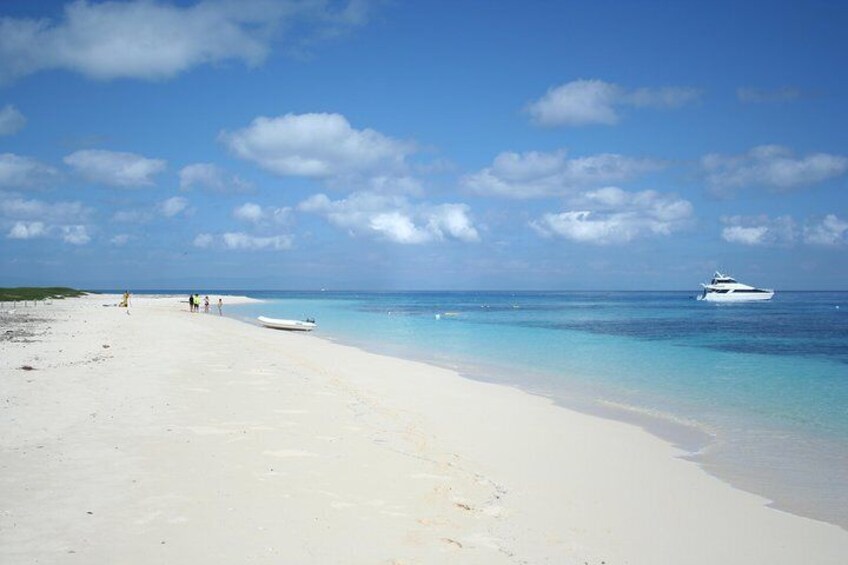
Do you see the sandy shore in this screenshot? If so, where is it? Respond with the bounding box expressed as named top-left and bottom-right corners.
top-left (1, 294), bottom-right (847, 564)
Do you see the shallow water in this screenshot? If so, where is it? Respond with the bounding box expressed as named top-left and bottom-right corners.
top-left (227, 290), bottom-right (848, 528)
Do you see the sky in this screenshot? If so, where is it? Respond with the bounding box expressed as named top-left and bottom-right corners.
top-left (0, 0), bottom-right (847, 290)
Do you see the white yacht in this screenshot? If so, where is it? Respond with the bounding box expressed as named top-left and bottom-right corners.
top-left (698, 272), bottom-right (774, 302)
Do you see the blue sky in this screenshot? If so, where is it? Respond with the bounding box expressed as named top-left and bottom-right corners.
top-left (1, 0), bottom-right (846, 290)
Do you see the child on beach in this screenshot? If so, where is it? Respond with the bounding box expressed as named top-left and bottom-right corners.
top-left (217, 298), bottom-right (223, 316)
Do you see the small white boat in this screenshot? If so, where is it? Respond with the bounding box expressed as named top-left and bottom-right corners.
top-left (698, 272), bottom-right (774, 302)
top-left (257, 316), bottom-right (317, 331)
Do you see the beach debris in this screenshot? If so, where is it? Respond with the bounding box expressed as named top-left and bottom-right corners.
top-left (454, 502), bottom-right (472, 511)
top-left (442, 538), bottom-right (463, 548)
top-left (102, 344), bottom-right (110, 348)
top-left (20, 365), bottom-right (35, 371)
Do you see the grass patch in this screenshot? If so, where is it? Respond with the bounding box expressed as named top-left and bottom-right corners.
top-left (0, 287), bottom-right (89, 301)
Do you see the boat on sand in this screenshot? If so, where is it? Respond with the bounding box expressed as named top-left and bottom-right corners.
top-left (257, 316), bottom-right (317, 332)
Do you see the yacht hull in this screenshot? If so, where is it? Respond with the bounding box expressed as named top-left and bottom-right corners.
top-left (698, 291), bottom-right (774, 302)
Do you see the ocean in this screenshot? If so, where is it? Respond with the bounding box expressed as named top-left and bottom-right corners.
top-left (223, 290), bottom-right (848, 528)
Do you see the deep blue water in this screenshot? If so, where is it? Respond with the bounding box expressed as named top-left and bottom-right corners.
top-left (139, 289), bottom-right (848, 527)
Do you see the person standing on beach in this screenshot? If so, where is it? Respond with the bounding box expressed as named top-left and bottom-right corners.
top-left (188, 294), bottom-right (194, 312)
top-left (217, 298), bottom-right (223, 316)
top-left (204, 296), bottom-right (210, 313)
top-left (193, 294), bottom-right (200, 313)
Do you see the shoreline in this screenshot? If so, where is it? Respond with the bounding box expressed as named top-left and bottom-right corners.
top-left (2, 294), bottom-right (847, 563)
top-left (226, 294), bottom-right (848, 531)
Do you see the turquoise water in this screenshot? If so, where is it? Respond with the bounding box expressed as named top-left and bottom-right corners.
top-left (228, 291), bottom-right (848, 528)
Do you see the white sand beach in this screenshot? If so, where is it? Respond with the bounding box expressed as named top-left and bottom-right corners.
top-left (2, 294), bottom-right (847, 564)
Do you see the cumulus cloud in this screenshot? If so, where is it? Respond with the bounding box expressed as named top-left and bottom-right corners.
top-left (803, 215), bottom-right (848, 246)
top-left (112, 197), bottom-right (190, 222)
top-left (220, 112), bottom-right (414, 179)
top-left (0, 104), bottom-right (26, 135)
top-left (179, 163), bottom-right (252, 193)
top-left (526, 79), bottom-right (700, 127)
top-left (720, 215), bottom-right (796, 246)
top-left (233, 202), bottom-right (264, 223)
top-left (160, 196), bottom-right (189, 217)
top-left (193, 233), bottom-right (215, 248)
top-left (64, 149), bottom-right (166, 188)
top-left (0, 153), bottom-right (59, 189)
top-left (530, 187), bottom-right (693, 245)
top-left (60, 224), bottom-right (91, 245)
top-left (8, 221), bottom-right (47, 239)
top-left (0, 193), bottom-right (92, 223)
top-left (193, 231), bottom-right (293, 251)
top-left (462, 149), bottom-right (664, 199)
top-left (1, 192), bottom-right (94, 244)
top-left (702, 145), bottom-right (848, 195)
top-left (5, 218), bottom-right (91, 245)
top-left (0, 0), bottom-right (373, 83)
top-left (232, 202), bottom-right (292, 225)
top-left (299, 192), bottom-right (479, 244)
top-left (737, 86), bottom-right (802, 103)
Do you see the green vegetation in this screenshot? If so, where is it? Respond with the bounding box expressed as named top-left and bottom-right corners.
top-left (0, 287), bottom-right (89, 301)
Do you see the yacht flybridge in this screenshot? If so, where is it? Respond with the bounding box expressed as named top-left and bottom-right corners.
top-left (698, 272), bottom-right (774, 302)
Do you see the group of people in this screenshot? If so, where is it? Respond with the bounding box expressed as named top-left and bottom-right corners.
top-left (188, 293), bottom-right (222, 316)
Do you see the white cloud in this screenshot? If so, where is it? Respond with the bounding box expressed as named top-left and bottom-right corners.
top-left (424, 204), bottom-right (480, 242)
top-left (0, 104), bottom-right (26, 135)
top-left (462, 149), bottom-right (664, 199)
top-left (193, 231), bottom-right (293, 251)
top-left (530, 187), bottom-right (693, 245)
top-left (0, 153), bottom-right (58, 188)
top-left (702, 145), bottom-right (848, 194)
top-left (737, 87), bottom-right (802, 103)
top-left (299, 192), bottom-right (479, 245)
top-left (526, 79), bottom-right (700, 127)
top-left (219, 232), bottom-right (293, 250)
top-left (221, 232), bottom-right (292, 250)
top-left (1, 192), bottom-right (95, 244)
top-left (110, 233), bottom-right (130, 246)
top-left (220, 112), bottom-right (414, 178)
top-left (803, 215), bottom-right (848, 246)
top-left (160, 196), bottom-right (189, 217)
top-left (721, 225), bottom-right (770, 245)
top-left (346, 174), bottom-right (423, 195)
top-left (112, 209), bottom-right (153, 223)
top-left (5, 217), bottom-right (91, 245)
top-left (179, 163), bottom-right (252, 193)
top-left (112, 197), bottom-right (191, 222)
top-left (64, 149), bottom-right (166, 188)
top-left (720, 215), bottom-right (796, 246)
top-left (0, 0), bottom-right (373, 83)
top-left (61, 224), bottom-right (90, 245)
top-left (8, 221), bottom-right (47, 239)
top-left (232, 202), bottom-right (292, 225)
top-left (368, 212), bottom-right (430, 244)
top-left (233, 202), bottom-right (264, 223)
top-left (0, 192), bottom-right (92, 223)
top-left (193, 233), bottom-right (215, 248)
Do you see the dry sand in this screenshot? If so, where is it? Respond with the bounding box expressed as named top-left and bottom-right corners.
top-left (1, 294), bottom-right (847, 564)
